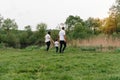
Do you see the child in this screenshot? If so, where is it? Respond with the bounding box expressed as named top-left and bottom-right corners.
top-left (54, 39), bottom-right (59, 53)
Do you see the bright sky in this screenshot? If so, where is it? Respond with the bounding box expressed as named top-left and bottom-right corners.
top-left (0, 0), bottom-right (115, 30)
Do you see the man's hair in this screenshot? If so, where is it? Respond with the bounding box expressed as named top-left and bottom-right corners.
top-left (62, 27), bottom-right (64, 30)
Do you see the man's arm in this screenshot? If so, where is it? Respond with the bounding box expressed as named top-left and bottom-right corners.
top-left (64, 35), bottom-right (67, 42)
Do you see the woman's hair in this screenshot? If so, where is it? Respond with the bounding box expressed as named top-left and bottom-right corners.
top-left (48, 31), bottom-right (51, 35)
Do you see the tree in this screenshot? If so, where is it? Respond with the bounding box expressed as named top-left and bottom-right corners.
top-left (0, 14), bottom-right (3, 28)
top-left (109, 0), bottom-right (120, 33)
top-left (72, 22), bottom-right (92, 39)
top-left (65, 15), bottom-right (83, 31)
top-left (1, 18), bottom-right (18, 32)
top-left (35, 23), bottom-right (47, 45)
top-left (24, 25), bottom-right (32, 36)
top-left (36, 23), bottom-right (47, 30)
top-left (24, 25), bottom-right (34, 45)
top-left (102, 15), bottom-right (116, 34)
top-left (0, 18), bottom-right (19, 48)
top-left (25, 25), bottom-right (32, 31)
top-left (85, 17), bottom-right (102, 34)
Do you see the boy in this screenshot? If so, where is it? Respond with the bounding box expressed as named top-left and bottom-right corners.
top-left (54, 39), bottom-right (59, 53)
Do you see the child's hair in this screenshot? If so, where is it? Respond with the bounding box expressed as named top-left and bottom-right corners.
top-left (55, 39), bottom-right (58, 41)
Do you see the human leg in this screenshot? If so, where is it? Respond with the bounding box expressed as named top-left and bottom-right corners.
top-left (56, 47), bottom-right (58, 52)
top-left (59, 41), bottom-right (63, 53)
top-left (62, 41), bottom-right (66, 52)
top-left (46, 41), bottom-right (50, 51)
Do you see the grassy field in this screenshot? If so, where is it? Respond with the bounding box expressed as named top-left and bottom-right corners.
top-left (0, 47), bottom-right (120, 80)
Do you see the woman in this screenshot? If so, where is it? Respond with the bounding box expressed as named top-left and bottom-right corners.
top-left (45, 31), bottom-right (52, 51)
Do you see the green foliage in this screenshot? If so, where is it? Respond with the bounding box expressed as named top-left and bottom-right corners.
top-left (36, 23), bottom-right (47, 30)
top-left (51, 30), bottom-right (59, 40)
top-left (0, 31), bottom-right (20, 48)
top-left (72, 22), bottom-right (85, 39)
top-left (35, 23), bottom-right (47, 45)
top-left (1, 18), bottom-right (18, 31)
top-left (0, 14), bottom-right (3, 27)
top-left (6, 33), bottom-right (20, 48)
top-left (69, 22), bottom-right (93, 39)
top-left (108, 0), bottom-right (120, 34)
top-left (112, 32), bottom-right (120, 38)
top-left (24, 25), bottom-right (32, 31)
top-left (85, 17), bottom-right (101, 28)
top-left (115, 47), bottom-right (120, 52)
top-left (85, 17), bottom-right (102, 34)
top-left (65, 15), bottom-right (97, 40)
top-left (24, 25), bottom-right (33, 36)
top-left (19, 31), bottom-right (29, 48)
top-left (65, 15), bottom-right (84, 31)
top-left (0, 42), bottom-right (6, 48)
top-left (25, 45), bottom-right (40, 51)
top-left (103, 16), bottom-right (116, 34)
top-left (79, 46), bottom-right (115, 52)
top-left (116, 23), bottom-right (120, 32)
top-left (80, 46), bottom-right (96, 51)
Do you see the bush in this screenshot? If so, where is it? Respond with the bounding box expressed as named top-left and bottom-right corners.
top-left (25, 45), bottom-right (40, 51)
top-left (80, 46), bottom-right (96, 51)
top-left (115, 48), bottom-right (120, 52)
top-left (0, 42), bottom-right (6, 48)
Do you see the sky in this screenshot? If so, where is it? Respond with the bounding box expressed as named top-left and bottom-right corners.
top-left (0, 0), bottom-right (115, 30)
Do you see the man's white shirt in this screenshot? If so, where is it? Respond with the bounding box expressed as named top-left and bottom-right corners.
top-left (45, 34), bottom-right (51, 42)
top-left (59, 30), bottom-right (65, 41)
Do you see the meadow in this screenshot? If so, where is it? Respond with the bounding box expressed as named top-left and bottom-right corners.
top-left (0, 47), bottom-right (120, 80)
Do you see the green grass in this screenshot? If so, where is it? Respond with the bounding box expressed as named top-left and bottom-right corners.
top-left (0, 47), bottom-right (120, 80)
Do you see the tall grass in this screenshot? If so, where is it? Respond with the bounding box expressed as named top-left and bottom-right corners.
top-left (69, 35), bottom-right (120, 51)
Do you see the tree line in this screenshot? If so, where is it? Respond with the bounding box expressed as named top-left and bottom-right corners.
top-left (0, 0), bottom-right (120, 48)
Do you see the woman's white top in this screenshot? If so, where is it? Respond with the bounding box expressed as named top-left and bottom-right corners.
top-left (45, 34), bottom-right (51, 42)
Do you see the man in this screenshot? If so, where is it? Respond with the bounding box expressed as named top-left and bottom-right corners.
top-left (59, 27), bottom-right (66, 53)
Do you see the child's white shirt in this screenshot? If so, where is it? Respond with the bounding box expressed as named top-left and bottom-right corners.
top-left (55, 41), bottom-right (59, 47)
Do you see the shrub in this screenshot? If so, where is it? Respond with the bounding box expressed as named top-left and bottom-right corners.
top-left (80, 46), bottom-right (96, 51)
